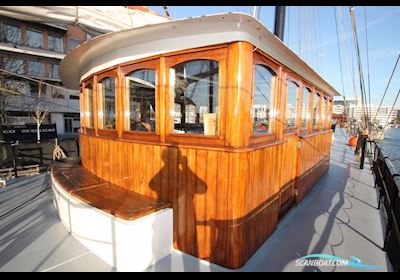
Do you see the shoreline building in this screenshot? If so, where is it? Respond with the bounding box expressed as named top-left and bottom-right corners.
top-left (0, 6), bottom-right (169, 139)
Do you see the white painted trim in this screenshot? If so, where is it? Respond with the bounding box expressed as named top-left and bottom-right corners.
top-left (59, 12), bottom-right (340, 97)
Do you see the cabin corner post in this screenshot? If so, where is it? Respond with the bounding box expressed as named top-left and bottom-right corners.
top-left (226, 42), bottom-right (254, 148)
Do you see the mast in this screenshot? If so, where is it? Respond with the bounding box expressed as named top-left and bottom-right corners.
top-left (274, 6), bottom-right (286, 41)
top-left (252, 6), bottom-right (260, 20)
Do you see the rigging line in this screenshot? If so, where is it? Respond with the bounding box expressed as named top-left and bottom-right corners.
top-left (334, 7), bottom-right (347, 118)
top-left (298, 6), bottom-right (301, 57)
top-left (373, 53), bottom-right (400, 124)
top-left (316, 7), bottom-right (323, 76)
top-left (364, 7), bottom-right (372, 123)
top-left (338, 7), bottom-right (358, 108)
top-left (350, 7), bottom-right (369, 127)
top-left (0, 69), bottom-right (78, 94)
top-left (376, 88), bottom-right (400, 141)
top-left (287, 6), bottom-right (290, 47)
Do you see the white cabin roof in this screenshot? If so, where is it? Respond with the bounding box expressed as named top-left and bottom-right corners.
top-left (59, 12), bottom-right (340, 97)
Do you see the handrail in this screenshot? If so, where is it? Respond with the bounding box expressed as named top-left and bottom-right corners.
top-left (370, 140), bottom-right (400, 271)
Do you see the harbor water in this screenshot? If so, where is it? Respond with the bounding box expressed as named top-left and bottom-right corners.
top-left (378, 128), bottom-right (400, 173)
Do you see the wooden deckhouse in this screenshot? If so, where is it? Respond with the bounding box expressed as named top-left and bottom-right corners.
top-left (55, 13), bottom-right (339, 270)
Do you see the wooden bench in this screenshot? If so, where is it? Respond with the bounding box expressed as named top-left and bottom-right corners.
top-left (51, 164), bottom-right (170, 220)
top-left (51, 163), bottom-right (173, 271)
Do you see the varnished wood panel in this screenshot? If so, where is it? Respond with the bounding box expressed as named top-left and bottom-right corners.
top-left (77, 41), bottom-right (334, 269)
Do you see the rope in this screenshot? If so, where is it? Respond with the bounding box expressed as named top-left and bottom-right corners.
top-left (338, 7), bottom-right (358, 116)
top-left (364, 7), bottom-right (372, 124)
top-left (372, 53), bottom-right (400, 124)
top-left (350, 7), bottom-right (369, 128)
top-left (334, 7), bottom-right (347, 119)
top-left (53, 138), bottom-right (67, 161)
top-left (375, 88), bottom-right (400, 141)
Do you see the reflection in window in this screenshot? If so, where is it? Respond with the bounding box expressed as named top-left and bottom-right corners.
top-left (285, 81), bottom-right (299, 128)
top-left (252, 65), bottom-right (275, 135)
top-left (125, 69), bottom-right (156, 132)
top-left (171, 60), bottom-right (219, 135)
top-left (321, 97), bottom-right (327, 129)
top-left (313, 93), bottom-right (320, 129)
top-left (48, 34), bottom-right (63, 53)
top-left (85, 84), bottom-right (94, 128)
top-left (68, 38), bottom-right (80, 50)
top-left (301, 87), bottom-right (311, 130)
top-left (98, 77), bottom-right (116, 130)
top-left (1, 23), bottom-right (22, 45)
top-left (4, 57), bottom-right (24, 74)
top-left (26, 29), bottom-right (43, 48)
top-left (27, 61), bottom-right (44, 77)
top-left (51, 64), bottom-right (59, 79)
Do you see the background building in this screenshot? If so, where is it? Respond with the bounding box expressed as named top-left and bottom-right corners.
top-left (0, 6), bottom-right (169, 139)
top-left (0, 16), bottom-right (100, 138)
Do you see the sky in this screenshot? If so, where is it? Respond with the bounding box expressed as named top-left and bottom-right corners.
top-left (148, 6), bottom-right (400, 107)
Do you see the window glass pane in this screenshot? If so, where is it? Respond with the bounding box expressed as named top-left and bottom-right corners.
top-left (99, 77), bottom-right (116, 130)
top-left (51, 64), bottom-right (59, 79)
top-left (1, 23), bottom-right (22, 45)
top-left (125, 69), bottom-right (156, 132)
top-left (68, 38), bottom-right (80, 50)
top-left (27, 61), bottom-right (44, 77)
top-left (313, 93), bottom-right (320, 129)
top-left (26, 29), bottom-right (43, 48)
top-left (285, 81), bottom-right (298, 128)
top-left (48, 34), bottom-right (63, 53)
top-left (252, 64), bottom-right (275, 135)
top-left (321, 97), bottom-right (327, 129)
top-left (171, 60), bottom-right (219, 135)
top-left (301, 87), bottom-right (311, 130)
top-left (85, 84), bottom-right (94, 128)
top-left (4, 57), bottom-right (24, 74)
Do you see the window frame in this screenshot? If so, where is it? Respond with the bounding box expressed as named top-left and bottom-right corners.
top-left (48, 33), bottom-right (64, 53)
top-left (164, 47), bottom-right (227, 147)
top-left (250, 52), bottom-right (279, 145)
top-left (82, 78), bottom-right (95, 135)
top-left (95, 69), bottom-right (118, 138)
top-left (120, 59), bottom-right (160, 142)
top-left (300, 82), bottom-right (314, 134)
top-left (321, 95), bottom-right (328, 130)
top-left (68, 38), bottom-right (80, 50)
top-left (1, 22), bottom-right (22, 45)
top-left (284, 75), bottom-right (301, 134)
top-left (312, 89), bottom-right (322, 131)
top-left (26, 28), bottom-right (44, 49)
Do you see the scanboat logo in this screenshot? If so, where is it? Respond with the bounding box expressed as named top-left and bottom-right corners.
top-left (296, 254), bottom-right (383, 270)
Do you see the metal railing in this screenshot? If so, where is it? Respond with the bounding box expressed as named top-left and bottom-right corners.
top-left (370, 141), bottom-right (400, 271)
top-left (0, 137), bottom-right (80, 179)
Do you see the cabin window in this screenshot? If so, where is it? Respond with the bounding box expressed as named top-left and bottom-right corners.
top-left (170, 59), bottom-right (219, 136)
top-left (85, 84), bottom-right (94, 128)
top-left (125, 69), bottom-right (156, 132)
top-left (98, 77), bottom-right (116, 130)
top-left (252, 64), bottom-right (275, 135)
top-left (301, 87), bottom-right (311, 131)
top-left (313, 93), bottom-right (321, 129)
top-left (321, 96), bottom-right (328, 129)
top-left (285, 81), bottom-right (299, 128)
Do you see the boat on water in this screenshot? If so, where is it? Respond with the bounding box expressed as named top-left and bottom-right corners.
top-left (53, 12), bottom-right (339, 271)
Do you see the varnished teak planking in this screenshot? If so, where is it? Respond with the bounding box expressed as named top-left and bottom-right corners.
top-left (77, 42), bottom-right (333, 268)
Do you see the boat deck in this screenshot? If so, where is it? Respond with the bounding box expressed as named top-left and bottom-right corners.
top-left (0, 129), bottom-right (392, 272)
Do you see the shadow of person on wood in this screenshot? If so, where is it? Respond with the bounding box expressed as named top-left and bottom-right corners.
top-left (149, 148), bottom-right (207, 271)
